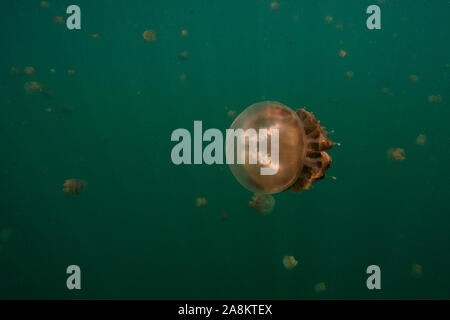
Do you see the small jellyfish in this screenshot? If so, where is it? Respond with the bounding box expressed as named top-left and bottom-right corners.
top-left (428, 94), bottom-right (442, 103)
top-left (249, 193), bottom-right (275, 216)
top-left (416, 134), bottom-right (426, 146)
top-left (227, 109), bottom-right (236, 118)
top-left (178, 50), bottom-right (189, 61)
top-left (345, 71), bottom-right (354, 79)
top-left (63, 179), bottom-right (85, 195)
top-left (270, 1), bottom-right (280, 11)
top-left (45, 107), bottom-right (52, 113)
top-left (196, 197), bottom-right (207, 207)
top-left (10, 67), bottom-right (22, 75)
top-left (314, 282), bottom-right (327, 293)
top-left (143, 30), bottom-right (157, 42)
top-left (381, 87), bottom-right (390, 94)
top-left (335, 23), bottom-right (344, 30)
top-left (181, 29), bottom-right (189, 37)
top-left (92, 33), bottom-right (100, 39)
top-left (219, 212), bottom-right (228, 221)
top-left (409, 75), bottom-right (419, 83)
top-left (389, 148), bottom-right (406, 162)
top-left (53, 16), bottom-right (64, 25)
top-left (411, 263), bottom-right (423, 278)
top-left (62, 105), bottom-right (73, 114)
top-left (67, 69), bottom-right (76, 76)
top-left (282, 256), bottom-right (298, 270)
top-left (325, 16), bottom-right (333, 24)
top-left (24, 66), bottom-right (35, 75)
top-left (180, 73), bottom-right (187, 81)
top-left (338, 49), bottom-right (347, 57)
top-left (24, 81), bottom-right (43, 94)
top-left (40, 1), bottom-right (50, 9)
top-left (50, 68), bottom-right (56, 73)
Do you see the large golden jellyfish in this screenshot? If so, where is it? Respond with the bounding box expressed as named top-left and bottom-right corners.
top-left (227, 101), bottom-right (334, 195)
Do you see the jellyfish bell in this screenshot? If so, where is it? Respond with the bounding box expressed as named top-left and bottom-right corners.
top-left (63, 179), bottom-right (86, 195)
top-left (227, 101), bottom-right (334, 195)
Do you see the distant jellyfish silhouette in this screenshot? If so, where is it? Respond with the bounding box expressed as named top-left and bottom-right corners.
top-left (178, 50), bottom-right (189, 61)
top-left (40, 1), bottom-right (50, 9)
top-left (196, 197), bottom-right (207, 207)
top-left (388, 148), bottom-right (406, 162)
top-left (270, 1), bottom-right (280, 11)
top-left (416, 134), bottom-right (426, 146)
top-left (63, 179), bottom-right (85, 195)
top-left (143, 30), bottom-right (157, 42)
top-left (24, 81), bottom-right (43, 94)
top-left (283, 256), bottom-right (298, 270)
top-left (314, 282), bottom-right (327, 293)
top-left (53, 16), bottom-right (64, 25)
top-left (249, 193), bottom-right (275, 215)
top-left (428, 94), bottom-right (442, 103)
top-left (10, 67), bottom-right (22, 75)
top-left (24, 66), bottom-right (35, 75)
top-left (227, 101), bottom-right (334, 195)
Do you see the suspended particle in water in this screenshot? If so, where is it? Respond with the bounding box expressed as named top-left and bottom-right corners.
top-left (411, 263), bottom-right (423, 278)
top-left (409, 75), bottom-right (419, 83)
top-left (428, 94), bottom-right (442, 103)
top-left (181, 29), bottom-right (189, 37)
top-left (228, 101), bottom-right (334, 195)
top-left (270, 2), bottom-right (280, 11)
top-left (388, 148), bottom-right (406, 162)
top-left (345, 71), bottom-right (354, 79)
top-left (338, 49), bottom-right (347, 57)
top-left (143, 30), bottom-right (157, 42)
top-left (24, 81), bottom-right (43, 94)
top-left (196, 197), bottom-right (207, 207)
top-left (178, 50), bottom-right (189, 61)
top-left (63, 179), bottom-right (85, 195)
top-left (54, 16), bottom-right (64, 25)
top-left (325, 16), bottom-right (333, 24)
top-left (249, 193), bottom-right (275, 215)
top-left (40, 1), bottom-right (50, 9)
top-left (314, 282), bottom-right (327, 293)
top-left (282, 256), bottom-right (298, 270)
top-left (24, 66), bottom-right (35, 75)
top-left (416, 134), bottom-right (426, 146)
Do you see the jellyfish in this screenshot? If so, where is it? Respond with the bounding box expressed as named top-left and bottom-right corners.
top-left (63, 179), bottom-right (85, 195)
top-left (196, 197), bottom-right (207, 207)
top-left (181, 29), bottom-right (189, 37)
top-left (409, 75), bottom-right (419, 83)
top-left (336, 24), bottom-right (344, 30)
top-left (219, 212), bottom-right (228, 221)
top-left (179, 73), bottom-right (187, 81)
top-left (178, 50), bottom-right (189, 61)
top-left (388, 148), bottom-right (406, 162)
top-left (338, 49), bottom-right (347, 57)
top-left (40, 1), bottom-right (50, 9)
top-left (325, 16), bottom-right (333, 24)
top-left (227, 109), bottom-right (236, 118)
top-left (227, 101), bottom-right (334, 195)
top-left (92, 33), bottom-right (100, 39)
top-left (428, 94), bottom-right (442, 103)
top-left (50, 68), bottom-right (56, 73)
top-left (249, 193), bottom-right (275, 215)
top-left (282, 256), bottom-right (298, 270)
top-left (381, 87), bottom-right (390, 94)
top-left (143, 30), bottom-right (157, 42)
top-left (53, 16), bottom-right (64, 25)
top-left (10, 66), bottom-right (22, 75)
top-left (416, 134), bottom-right (426, 146)
top-left (314, 282), bottom-right (327, 293)
top-left (62, 105), bottom-right (73, 114)
top-left (24, 66), bottom-right (35, 75)
top-left (411, 263), bottom-right (423, 278)
top-left (67, 69), bottom-right (76, 76)
top-left (345, 71), bottom-right (354, 79)
top-left (24, 81), bottom-right (43, 94)
top-left (270, 1), bottom-right (280, 11)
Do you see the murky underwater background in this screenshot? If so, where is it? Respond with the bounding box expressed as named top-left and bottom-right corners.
top-left (1, 0), bottom-right (449, 299)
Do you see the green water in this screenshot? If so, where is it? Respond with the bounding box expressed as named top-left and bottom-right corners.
top-left (1, 0), bottom-right (449, 299)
